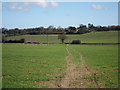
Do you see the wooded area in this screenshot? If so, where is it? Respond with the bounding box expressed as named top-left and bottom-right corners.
top-left (2, 24), bottom-right (120, 37)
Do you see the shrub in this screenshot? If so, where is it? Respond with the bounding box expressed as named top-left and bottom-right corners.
top-left (71, 40), bottom-right (81, 44)
top-left (4, 38), bottom-right (25, 43)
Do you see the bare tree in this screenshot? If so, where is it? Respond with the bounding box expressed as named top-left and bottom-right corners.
top-left (58, 34), bottom-right (67, 44)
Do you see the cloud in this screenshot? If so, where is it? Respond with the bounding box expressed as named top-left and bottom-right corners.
top-left (7, 2), bottom-right (48, 11)
top-left (50, 0), bottom-right (59, 7)
top-left (24, 0), bottom-right (48, 8)
top-left (91, 4), bottom-right (108, 10)
top-left (7, 3), bottom-right (28, 11)
top-left (6, 0), bottom-right (59, 11)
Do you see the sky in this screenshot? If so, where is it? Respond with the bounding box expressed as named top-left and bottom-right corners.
top-left (1, 1), bottom-right (118, 29)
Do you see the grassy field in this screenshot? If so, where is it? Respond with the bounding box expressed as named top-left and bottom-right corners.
top-left (5, 31), bottom-right (119, 43)
top-left (68, 45), bottom-right (118, 88)
top-left (2, 44), bottom-right (118, 88)
top-left (2, 44), bottom-right (67, 88)
top-left (2, 31), bottom-right (119, 88)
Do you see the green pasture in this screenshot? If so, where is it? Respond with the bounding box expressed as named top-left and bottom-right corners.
top-left (69, 45), bottom-right (118, 88)
top-left (5, 31), bottom-right (118, 43)
top-left (2, 44), bottom-right (118, 88)
top-left (2, 31), bottom-right (119, 88)
top-left (2, 44), bottom-right (67, 88)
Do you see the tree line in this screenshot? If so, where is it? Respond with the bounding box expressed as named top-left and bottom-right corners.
top-left (2, 24), bottom-right (120, 37)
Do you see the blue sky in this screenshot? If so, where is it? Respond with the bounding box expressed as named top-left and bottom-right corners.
top-left (2, 2), bottom-right (118, 29)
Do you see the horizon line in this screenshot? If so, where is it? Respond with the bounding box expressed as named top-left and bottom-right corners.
top-left (2, 24), bottom-right (119, 30)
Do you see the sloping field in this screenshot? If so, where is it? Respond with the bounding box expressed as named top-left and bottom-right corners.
top-left (67, 31), bottom-right (118, 43)
top-left (5, 31), bottom-right (118, 43)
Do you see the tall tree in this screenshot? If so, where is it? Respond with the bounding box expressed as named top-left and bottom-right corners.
top-left (88, 23), bottom-right (94, 32)
top-left (68, 26), bottom-right (76, 34)
top-left (77, 24), bottom-right (88, 34)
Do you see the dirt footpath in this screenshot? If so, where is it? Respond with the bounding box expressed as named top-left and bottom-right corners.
top-left (60, 48), bottom-right (76, 88)
top-left (60, 47), bottom-right (99, 88)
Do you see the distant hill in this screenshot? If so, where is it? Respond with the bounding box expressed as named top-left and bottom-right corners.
top-left (68, 31), bottom-right (119, 43)
top-left (5, 31), bottom-right (119, 43)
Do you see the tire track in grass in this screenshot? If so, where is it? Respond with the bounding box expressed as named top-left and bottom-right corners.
top-left (71, 45), bottom-right (100, 88)
top-left (60, 47), bottom-right (76, 88)
top-left (60, 46), bottom-right (100, 88)
top-left (79, 53), bottom-right (100, 88)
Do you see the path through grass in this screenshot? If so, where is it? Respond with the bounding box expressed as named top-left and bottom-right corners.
top-left (69, 45), bottom-right (118, 88)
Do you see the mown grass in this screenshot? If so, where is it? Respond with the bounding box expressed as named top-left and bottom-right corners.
top-left (6, 31), bottom-right (118, 43)
top-left (69, 45), bottom-right (118, 88)
top-left (2, 43), bottom-right (67, 88)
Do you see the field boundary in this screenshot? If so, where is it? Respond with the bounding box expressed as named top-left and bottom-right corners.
top-left (80, 43), bottom-right (120, 45)
top-left (2, 42), bottom-right (120, 45)
top-left (68, 43), bottom-right (120, 45)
